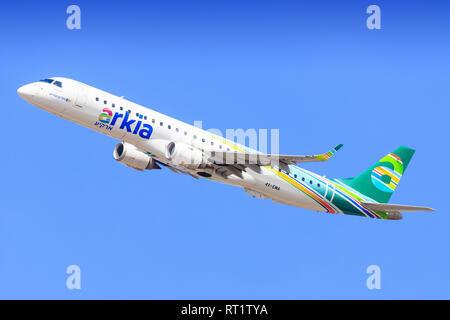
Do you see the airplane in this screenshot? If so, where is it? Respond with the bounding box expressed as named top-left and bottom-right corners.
top-left (17, 77), bottom-right (435, 220)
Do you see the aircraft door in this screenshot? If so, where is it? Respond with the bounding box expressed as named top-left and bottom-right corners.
top-left (325, 182), bottom-right (335, 202)
top-left (75, 84), bottom-right (89, 109)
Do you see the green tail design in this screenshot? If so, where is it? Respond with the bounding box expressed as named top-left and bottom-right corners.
top-left (338, 146), bottom-right (415, 203)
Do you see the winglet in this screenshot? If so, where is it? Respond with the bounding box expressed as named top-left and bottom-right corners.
top-left (316, 144), bottom-right (343, 161)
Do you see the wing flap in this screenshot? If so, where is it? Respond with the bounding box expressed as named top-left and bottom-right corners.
top-left (209, 144), bottom-right (343, 166)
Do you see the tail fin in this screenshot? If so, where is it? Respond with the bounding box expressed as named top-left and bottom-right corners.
top-left (338, 146), bottom-right (415, 203)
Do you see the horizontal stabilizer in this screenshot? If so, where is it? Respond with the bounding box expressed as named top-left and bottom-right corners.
top-left (209, 144), bottom-right (343, 165)
top-left (361, 202), bottom-right (435, 213)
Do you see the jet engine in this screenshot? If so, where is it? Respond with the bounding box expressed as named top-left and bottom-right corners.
top-left (165, 141), bottom-right (210, 169)
top-left (113, 142), bottom-right (161, 171)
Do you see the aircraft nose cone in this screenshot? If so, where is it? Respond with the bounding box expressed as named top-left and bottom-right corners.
top-left (17, 84), bottom-right (35, 99)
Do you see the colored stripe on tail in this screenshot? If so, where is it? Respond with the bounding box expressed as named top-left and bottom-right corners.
top-left (337, 146), bottom-right (415, 203)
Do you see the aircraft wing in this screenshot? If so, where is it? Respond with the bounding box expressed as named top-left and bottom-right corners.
top-left (209, 144), bottom-right (343, 166)
top-left (154, 159), bottom-right (199, 179)
top-left (361, 202), bottom-right (435, 213)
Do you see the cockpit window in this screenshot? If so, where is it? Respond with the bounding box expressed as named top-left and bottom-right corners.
top-left (38, 78), bottom-right (63, 88)
top-left (39, 79), bottom-right (54, 84)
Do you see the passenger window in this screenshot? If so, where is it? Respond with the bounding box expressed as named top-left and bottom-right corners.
top-left (152, 119), bottom-right (155, 123)
top-left (211, 141), bottom-right (214, 146)
top-left (144, 116), bottom-right (147, 120)
top-left (294, 174), bottom-right (297, 178)
top-left (193, 135), bottom-right (197, 139)
top-left (104, 100), bottom-right (107, 105)
top-left (202, 138), bottom-right (205, 143)
top-left (309, 180), bottom-right (313, 184)
top-left (160, 122), bottom-right (163, 126)
top-left (96, 97), bottom-right (99, 101)
top-left (168, 125), bottom-right (171, 129)
top-left (176, 128), bottom-right (179, 132)
top-left (302, 177), bottom-right (305, 181)
top-left (318, 183), bottom-right (321, 187)
top-left (112, 103), bottom-right (115, 108)
top-left (120, 106), bottom-right (123, 111)
top-left (184, 131), bottom-right (187, 136)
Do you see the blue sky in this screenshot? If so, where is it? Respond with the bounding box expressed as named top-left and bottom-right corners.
top-left (0, 0), bottom-right (449, 299)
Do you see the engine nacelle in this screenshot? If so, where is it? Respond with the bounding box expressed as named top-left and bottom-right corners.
top-left (113, 142), bottom-right (160, 171)
top-left (165, 141), bottom-right (210, 169)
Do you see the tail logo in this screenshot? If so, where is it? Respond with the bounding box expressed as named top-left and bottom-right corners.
top-left (371, 153), bottom-right (404, 193)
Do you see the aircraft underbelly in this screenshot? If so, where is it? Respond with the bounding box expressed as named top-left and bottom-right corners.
top-left (238, 167), bottom-right (327, 212)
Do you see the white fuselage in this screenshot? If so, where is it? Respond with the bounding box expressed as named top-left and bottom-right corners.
top-left (18, 77), bottom-right (335, 213)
